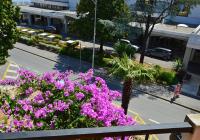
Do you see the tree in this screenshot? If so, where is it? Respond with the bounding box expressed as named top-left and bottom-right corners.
top-left (131, 0), bottom-right (200, 64)
top-left (0, 0), bottom-right (20, 64)
top-left (97, 19), bottom-right (115, 53)
top-left (114, 41), bottom-right (136, 58)
top-left (74, 0), bottom-right (129, 53)
top-left (108, 55), bottom-right (154, 114)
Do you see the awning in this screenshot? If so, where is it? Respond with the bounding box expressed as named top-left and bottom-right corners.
top-left (152, 23), bottom-right (195, 41)
top-left (20, 6), bottom-right (77, 19)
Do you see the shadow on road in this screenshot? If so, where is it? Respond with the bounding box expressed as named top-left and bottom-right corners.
top-left (53, 54), bottom-right (91, 73)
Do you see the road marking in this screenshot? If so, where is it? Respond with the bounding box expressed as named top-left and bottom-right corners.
top-left (7, 69), bottom-right (18, 73)
top-left (2, 62), bottom-right (10, 80)
top-left (10, 63), bottom-right (18, 67)
top-left (149, 119), bottom-right (160, 124)
top-left (5, 75), bottom-right (18, 79)
top-left (113, 102), bottom-right (159, 140)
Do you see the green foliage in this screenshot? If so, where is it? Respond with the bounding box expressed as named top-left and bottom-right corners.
top-left (0, 0), bottom-right (20, 64)
top-left (54, 34), bottom-right (62, 40)
top-left (114, 41), bottom-right (136, 58)
top-left (156, 70), bottom-right (177, 85)
top-left (72, 0), bottom-right (130, 51)
top-left (31, 36), bottom-right (39, 46)
top-left (64, 37), bottom-right (71, 41)
top-left (107, 54), bottom-right (154, 83)
top-left (67, 41), bottom-right (79, 48)
top-left (173, 58), bottom-right (183, 72)
top-left (153, 65), bottom-right (177, 85)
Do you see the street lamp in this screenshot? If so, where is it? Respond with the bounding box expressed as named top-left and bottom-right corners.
top-left (91, 0), bottom-right (97, 69)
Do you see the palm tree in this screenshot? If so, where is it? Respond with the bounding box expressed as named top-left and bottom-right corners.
top-left (108, 55), bottom-right (154, 114)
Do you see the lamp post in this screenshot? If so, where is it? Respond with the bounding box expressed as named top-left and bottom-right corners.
top-left (91, 0), bottom-right (97, 69)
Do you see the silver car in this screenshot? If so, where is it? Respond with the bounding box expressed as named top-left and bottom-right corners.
top-left (145, 47), bottom-right (172, 60)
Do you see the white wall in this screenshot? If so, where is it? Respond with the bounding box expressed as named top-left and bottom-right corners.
top-left (69, 0), bottom-right (79, 11)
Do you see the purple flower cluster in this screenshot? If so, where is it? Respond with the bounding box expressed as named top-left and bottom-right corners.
top-left (18, 69), bottom-right (37, 83)
top-left (33, 92), bottom-right (45, 104)
top-left (0, 79), bottom-right (17, 86)
top-left (0, 69), bottom-right (136, 136)
top-left (75, 92), bottom-right (85, 101)
top-left (53, 100), bottom-right (70, 111)
top-left (25, 87), bottom-right (33, 96)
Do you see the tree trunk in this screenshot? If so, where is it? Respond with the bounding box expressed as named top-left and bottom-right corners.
top-left (139, 14), bottom-right (151, 64)
top-left (121, 78), bottom-right (133, 115)
top-left (99, 41), bottom-right (104, 54)
top-left (139, 36), bottom-right (149, 64)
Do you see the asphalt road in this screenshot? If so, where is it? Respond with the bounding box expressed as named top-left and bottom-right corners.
top-left (8, 47), bottom-right (196, 140)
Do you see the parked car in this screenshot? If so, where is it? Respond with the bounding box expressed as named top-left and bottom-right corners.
top-left (145, 47), bottom-right (172, 60)
top-left (119, 39), bottom-right (140, 51)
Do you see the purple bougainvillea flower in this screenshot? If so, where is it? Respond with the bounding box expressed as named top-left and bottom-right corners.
top-left (75, 92), bottom-right (85, 101)
top-left (55, 80), bottom-right (65, 90)
top-left (36, 122), bottom-right (43, 128)
top-left (0, 69), bottom-right (136, 137)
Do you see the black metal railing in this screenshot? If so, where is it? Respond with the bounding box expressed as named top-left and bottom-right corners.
top-left (0, 122), bottom-right (193, 140)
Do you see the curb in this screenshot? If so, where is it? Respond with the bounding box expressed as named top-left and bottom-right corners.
top-left (133, 88), bottom-right (200, 113)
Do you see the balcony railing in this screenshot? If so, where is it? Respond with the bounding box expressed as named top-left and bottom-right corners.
top-left (0, 122), bottom-right (193, 140)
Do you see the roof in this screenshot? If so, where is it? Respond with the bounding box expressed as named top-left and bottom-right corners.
top-left (187, 25), bottom-right (200, 50)
top-left (152, 23), bottom-right (195, 41)
top-left (20, 6), bottom-right (77, 19)
top-left (129, 22), bottom-right (195, 41)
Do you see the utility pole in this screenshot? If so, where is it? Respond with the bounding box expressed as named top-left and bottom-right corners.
top-left (91, 0), bottom-right (97, 69)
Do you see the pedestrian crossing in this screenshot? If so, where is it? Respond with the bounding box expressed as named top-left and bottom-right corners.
top-left (3, 61), bottom-right (19, 80)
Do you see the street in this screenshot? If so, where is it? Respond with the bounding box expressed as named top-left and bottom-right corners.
top-left (8, 44), bottom-right (198, 140)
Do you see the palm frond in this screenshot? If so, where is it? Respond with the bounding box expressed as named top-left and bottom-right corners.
top-left (108, 54), bottom-right (155, 83)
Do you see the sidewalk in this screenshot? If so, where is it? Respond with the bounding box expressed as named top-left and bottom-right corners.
top-left (137, 84), bottom-right (200, 113)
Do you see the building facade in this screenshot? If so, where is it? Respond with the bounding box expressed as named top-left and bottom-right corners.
top-left (166, 5), bottom-right (200, 27)
top-left (31, 0), bottom-right (79, 11)
top-left (20, 0), bottom-right (79, 34)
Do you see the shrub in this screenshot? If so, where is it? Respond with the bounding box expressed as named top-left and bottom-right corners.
top-left (27, 38), bottom-right (34, 46)
top-left (173, 59), bottom-right (183, 72)
top-left (54, 39), bottom-right (60, 43)
top-left (54, 34), bottom-right (62, 40)
top-left (64, 37), bottom-right (71, 41)
top-left (31, 36), bottom-right (39, 46)
top-left (157, 70), bottom-right (177, 85)
top-left (67, 41), bottom-right (79, 48)
top-left (58, 42), bottom-right (67, 48)
top-left (114, 41), bottom-right (136, 58)
top-left (0, 69), bottom-right (135, 137)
